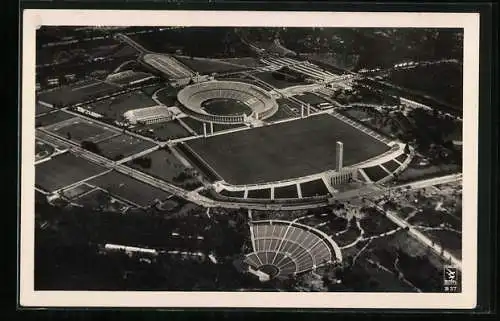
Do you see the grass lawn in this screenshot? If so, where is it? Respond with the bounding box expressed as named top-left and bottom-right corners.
top-left (36, 153), bottom-right (107, 192)
top-left (187, 114), bottom-right (389, 185)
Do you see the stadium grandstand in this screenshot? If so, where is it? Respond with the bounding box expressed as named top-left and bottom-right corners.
top-left (260, 57), bottom-right (342, 83)
top-left (177, 80), bottom-right (279, 124)
top-left (123, 106), bottom-right (173, 125)
top-left (142, 53), bottom-right (195, 80)
top-left (243, 220), bottom-right (342, 281)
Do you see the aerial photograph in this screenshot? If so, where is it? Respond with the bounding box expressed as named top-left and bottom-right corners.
top-left (34, 26), bottom-right (463, 292)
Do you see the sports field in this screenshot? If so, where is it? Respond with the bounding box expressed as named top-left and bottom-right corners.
top-left (87, 170), bottom-right (172, 207)
top-left (85, 90), bottom-right (157, 120)
top-left (38, 80), bottom-right (120, 106)
top-left (125, 148), bottom-right (198, 188)
top-left (96, 134), bottom-right (156, 160)
top-left (47, 118), bottom-right (118, 143)
top-left (173, 56), bottom-right (251, 74)
top-left (35, 111), bottom-right (75, 128)
top-left (60, 183), bottom-right (95, 200)
top-left (36, 102), bottom-right (52, 116)
top-left (201, 98), bottom-right (252, 116)
top-left (35, 140), bottom-right (55, 161)
top-left (187, 114), bottom-right (389, 185)
top-left (136, 120), bottom-right (191, 141)
top-left (36, 153), bottom-right (107, 192)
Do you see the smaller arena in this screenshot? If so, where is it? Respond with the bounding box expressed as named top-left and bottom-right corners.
top-left (177, 81), bottom-right (279, 124)
top-left (243, 220), bottom-right (342, 281)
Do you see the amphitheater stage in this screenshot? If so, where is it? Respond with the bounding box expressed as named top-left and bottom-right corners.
top-left (185, 114), bottom-right (390, 185)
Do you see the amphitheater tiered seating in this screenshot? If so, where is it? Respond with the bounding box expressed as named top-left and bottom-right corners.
top-left (244, 220), bottom-right (338, 279)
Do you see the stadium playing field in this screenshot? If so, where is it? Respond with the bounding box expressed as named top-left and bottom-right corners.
top-left (47, 118), bottom-right (119, 143)
top-left (201, 98), bottom-right (252, 116)
top-left (187, 114), bottom-right (389, 185)
top-left (87, 170), bottom-right (172, 207)
top-left (96, 134), bottom-right (156, 160)
top-left (36, 153), bottom-right (107, 192)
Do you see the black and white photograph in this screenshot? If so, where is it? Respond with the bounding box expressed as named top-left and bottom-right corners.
top-left (20, 10), bottom-right (479, 309)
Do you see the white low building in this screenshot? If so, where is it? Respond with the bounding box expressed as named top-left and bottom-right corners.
top-left (123, 105), bottom-right (173, 125)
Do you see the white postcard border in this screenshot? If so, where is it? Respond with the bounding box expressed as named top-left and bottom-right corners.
top-left (20, 10), bottom-right (479, 309)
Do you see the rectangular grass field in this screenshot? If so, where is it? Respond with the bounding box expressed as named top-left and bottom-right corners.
top-left (38, 80), bottom-right (120, 106)
top-left (186, 114), bottom-right (389, 185)
top-left (36, 102), bottom-right (53, 116)
top-left (125, 148), bottom-right (189, 185)
top-left (139, 120), bottom-right (192, 141)
top-left (96, 134), bottom-right (156, 160)
top-left (35, 111), bottom-right (75, 128)
top-left (46, 117), bottom-right (119, 143)
top-left (85, 90), bottom-right (157, 121)
top-left (87, 170), bottom-right (172, 207)
top-left (36, 153), bottom-right (107, 192)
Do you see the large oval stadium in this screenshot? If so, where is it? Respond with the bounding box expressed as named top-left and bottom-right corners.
top-left (243, 220), bottom-right (342, 281)
top-left (177, 80), bottom-right (279, 124)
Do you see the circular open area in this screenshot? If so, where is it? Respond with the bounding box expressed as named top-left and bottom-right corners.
top-left (177, 80), bottom-right (279, 124)
top-left (201, 98), bottom-right (253, 116)
top-left (243, 220), bottom-right (342, 280)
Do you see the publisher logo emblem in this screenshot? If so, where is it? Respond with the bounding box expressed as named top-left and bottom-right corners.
top-left (443, 266), bottom-right (459, 292)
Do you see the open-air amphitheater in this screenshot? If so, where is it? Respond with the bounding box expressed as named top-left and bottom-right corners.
top-left (243, 220), bottom-right (342, 281)
top-left (176, 80), bottom-right (279, 124)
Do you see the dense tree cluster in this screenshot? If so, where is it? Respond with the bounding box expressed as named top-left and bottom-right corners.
top-left (131, 156), bottom-right (152, 169)
top-left (81, 140), bottom-right (102, 155)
